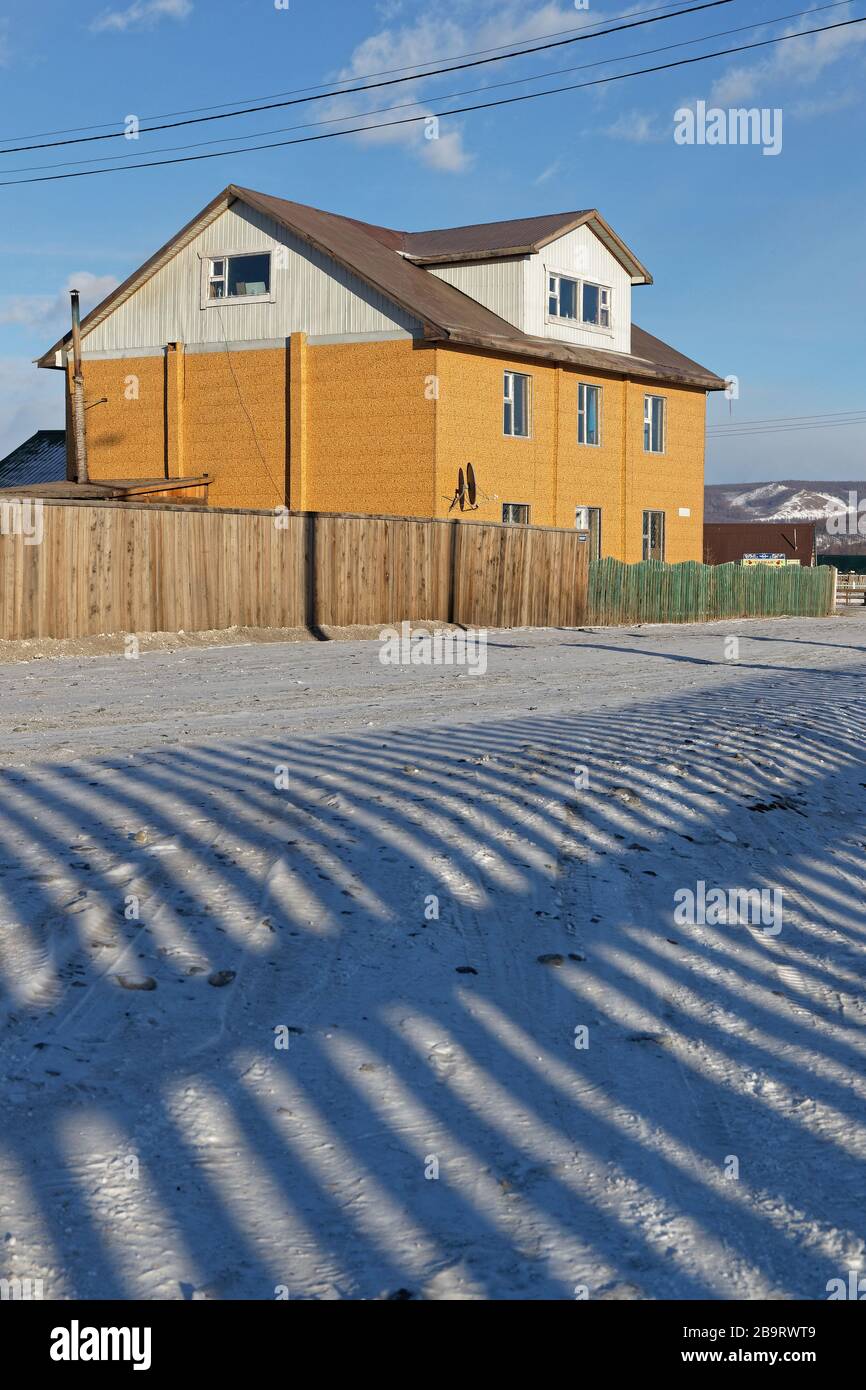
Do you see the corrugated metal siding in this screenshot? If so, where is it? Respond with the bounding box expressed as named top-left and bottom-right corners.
top-left (529, 224), bottom-right (633, 354)
top-left (428, 257), bottom-right (526, 331)
top-left (83, 203), bottom-right (422, 353)
top-left (0, 430), bottom-right (67, 486)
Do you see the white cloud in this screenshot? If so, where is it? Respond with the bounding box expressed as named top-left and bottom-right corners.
top-left (327, 1), bottom-right (582, 174)
top-left (535, 159), bottom-right (562, 186)
top-left (0, 273), bottom-right (119, 329)
top-left (91, 0), bottom-right (193, 34)
top-left (603, 110), bottom-right (664, 143)
top-left (709, 3), bottom-right (866, 106)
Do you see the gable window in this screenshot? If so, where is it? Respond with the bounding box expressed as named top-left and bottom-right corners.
top-left (503, 503), bottom-right (530, 525)
top-left (642, 510), bottom-right (665, 561)
top-left (503, 371), bottom-right (531, 437)
top-left (581, 281), bottom-right (611, 328)
top-left (644, 394), bottom-right (666, 453)
top-left (548, 273), bottom-right (579, 321)
top-left (575, 506), bottom-right (602, 560)
top-left (207, 252), bottom-right (272, 300)
top-left (577, 383), bottom-right (602, 446)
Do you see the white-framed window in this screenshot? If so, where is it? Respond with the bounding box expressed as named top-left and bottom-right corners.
top-left (503, 371), bottom-right (531, 437)
top-left (642, 510), bottom-right (665, 561)
top-left (581, 281), bottom-right (611, 328)
top-left (547, 273), bottom-right (612, 330)
top-left (503, 503), bottom-right (530, 525)
top-left (205, 251), bottom-right (273, 302)
top-left (575, 506), bottom-right (602, 560)
top-left (548, 272), bottom-right (579, 321)
top-left (577, 383), bottom-right (602, 446)
top-left (644, 394), bottom-right (666, 453)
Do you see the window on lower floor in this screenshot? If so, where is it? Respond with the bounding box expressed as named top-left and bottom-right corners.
top-left (577, 383), bottom-right (601, 446)
top-left (575, 506), bottom-right (602, 560)
top-left (642, 510), bottom-right (665, 561)
top-left (208, 252), bottom-right (272, 300)
top-left (503, 371), bottom-right (531, 437)
top-left (503, 503), bottom-right (530, 525)
top-left (644, 394), bottom-right (666, 453)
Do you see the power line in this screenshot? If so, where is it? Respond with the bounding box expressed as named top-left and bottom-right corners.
top-left (708, 419), bottom-right (866, 439)
top-left (711, 409), bottom-right (866, 427)
top-left (0, 13), bottom-right (860, 189)
top-left (0, 0), bottom-right (719, 144)
top-left (4, 2), bottom-right (845, 178)
top-left (0, 1), bottom-right (734, 156)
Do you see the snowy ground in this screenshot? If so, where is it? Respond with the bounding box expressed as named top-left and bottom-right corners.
top-left (1, 613), bottom-right (865, 1301)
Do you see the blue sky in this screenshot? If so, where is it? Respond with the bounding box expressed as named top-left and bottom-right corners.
top-left (0, 0), bottom-right (864, 481)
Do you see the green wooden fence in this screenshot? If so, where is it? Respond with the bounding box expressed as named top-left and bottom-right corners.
top-left (587, 559), bottom-right (835, 626)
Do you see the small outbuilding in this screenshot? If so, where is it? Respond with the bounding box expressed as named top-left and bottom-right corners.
top-left (703, 522), bottom-right (816, 567)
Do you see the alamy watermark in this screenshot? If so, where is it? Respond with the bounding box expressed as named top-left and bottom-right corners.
top-left (826, 493), bottom-right (866, 537)
top-left (379, 620), bottom-right (487, 676)
top-left (0, 498), bottom-right (43, 546)
top-left (675, 102), bottom-right (783, 157)
top-left (674, 880), bottom-right (783, 936)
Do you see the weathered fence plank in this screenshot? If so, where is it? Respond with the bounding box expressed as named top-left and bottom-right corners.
top-left (0, 504), bottom-right (589, 640)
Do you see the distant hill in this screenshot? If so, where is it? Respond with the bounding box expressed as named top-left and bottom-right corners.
top-left (705, 480), bottom-right (866, 552)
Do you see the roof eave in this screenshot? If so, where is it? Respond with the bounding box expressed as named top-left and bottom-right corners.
top-left (441, 329), bottom-right (725, 390)
top-left (36, 184), bottom-right (240, 368)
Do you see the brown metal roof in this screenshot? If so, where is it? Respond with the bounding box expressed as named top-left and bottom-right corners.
top-left (37, 184), bottom-right (723, 390)
top-left (401, 211), bottom-right (592, 260)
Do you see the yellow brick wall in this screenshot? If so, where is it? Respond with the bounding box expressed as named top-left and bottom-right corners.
top-left (81, 355), bottom-right (166, 481)
top-left (434, 345), bottom-right (557, 527)
top-left (77, 338), bottom-right (708, 559)
top-left (622, 379), bottom-right (706, 563)
top-left (81, 348), bottom-right (287, 508)
top-left (434, 345), bottom-right (707, 561)
top-left (305, 338), bottom-right (437, 515)
top-left (182, 347), bottom-right (286, 510)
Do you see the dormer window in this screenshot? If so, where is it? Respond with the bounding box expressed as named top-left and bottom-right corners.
top-left (206, 252), bottom-right (272, 301)
top-left (548, 273), bottom-right (578, 321)
top-left (547, 272), bottom-right (612, 329)
top-left (581, 281), bottom-right (611, 328)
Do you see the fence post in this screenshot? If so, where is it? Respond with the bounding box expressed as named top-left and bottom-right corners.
top-left (447, 519), bottom-right (460, 627)
top-left (304, 510), bottom-right (326, 640)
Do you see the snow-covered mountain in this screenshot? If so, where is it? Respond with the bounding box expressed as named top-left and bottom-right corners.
top-left (705, 480), bottom-right (866, 550)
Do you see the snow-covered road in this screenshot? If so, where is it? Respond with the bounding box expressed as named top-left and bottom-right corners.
top-left (1, 614), bottom-right (865, 1300)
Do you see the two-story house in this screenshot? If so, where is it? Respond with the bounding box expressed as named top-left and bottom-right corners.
top-left (38, 184), bottom-right (726, 562)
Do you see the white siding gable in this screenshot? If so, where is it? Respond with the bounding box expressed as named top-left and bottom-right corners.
top-left (427, 222), bottom-right (633, 354)
top-left (530, 224), bottom-right (633, 354)
top-left (82, 201), bottom-right (421, 354)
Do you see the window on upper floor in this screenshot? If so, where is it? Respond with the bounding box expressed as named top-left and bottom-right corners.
top-left (503, 371), bottom-right (531, 438)
top-left (207, 252), bottom-right (272, 300)
top-left (547, 273), bottom-right (612, 330)
top-left (578, 383), bottom-right (602, 446)
top-left (503, 503), bottom-right (531, 525)
top-left (644, 394), bottom-right (667, 453)
top-left (548, 273), bottom-right (579, 321)
top-left (581, 281), bottom-right (611, 329)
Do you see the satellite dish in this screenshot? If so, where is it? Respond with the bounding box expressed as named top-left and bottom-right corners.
top-left (467, 462), bottom-right (477, 508)
top-left (457, 467), bottom-right (466, 512)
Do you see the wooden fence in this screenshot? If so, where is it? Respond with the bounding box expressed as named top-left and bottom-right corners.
top-left (587, 558), bottom-right (836, 626)
top-left (0, 502), bottom-right (590, 641)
